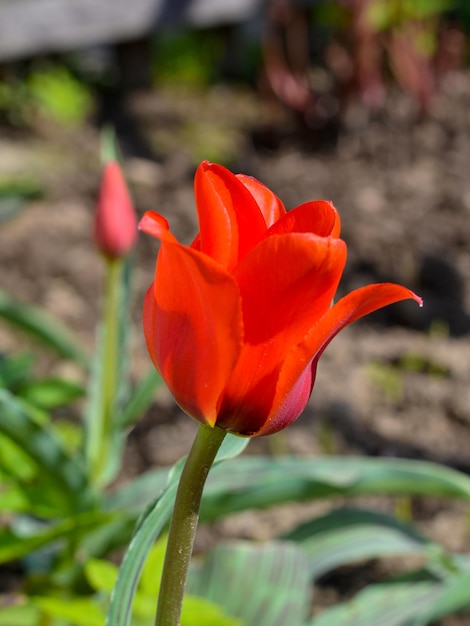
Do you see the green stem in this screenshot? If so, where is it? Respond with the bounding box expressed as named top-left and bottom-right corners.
top-left (87, 257), bottom-right (123, 483)
top-left (155, 424), bottom-right (226, 626)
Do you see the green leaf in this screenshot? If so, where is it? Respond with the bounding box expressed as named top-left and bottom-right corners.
top-left (198, 456), bottom-right (470, 521)
top-left (0, 601), bottom-right (40, 626)
top-left (106, 434), bottom-right (249, 626)
top-left (117, 368), bottom-right (162, 428)
top-left (180, 596), bottom-right (242, 626)
top-left (102, 454), bottom-right (470, 562)
top-left (307, 570), bottom-right (470, 626)
top-left (283, 507), bottom-right (431, 580)
top-left (409, 570), bottom-right (470, 625)
top-left (18, 377), bottom-right (84, 409)
top-left (0, 483), bottom-right (30, 513)
top-left (105, 460), bottom-right (183, 626)
top-left (0, 510), bottom-right (113, 564)
top-left (33, 596), bottom-right (104, 626)
top-left (307, 582), bottom-right (439, 626)
top-left (28, 65), bottom-right (92, 126)
top-left (0, 389), bottom-right (97, 514)
top-left (0, 431), bottom-right (38, 481)
top-left (85, 558), bottom-right (119, 594)
top-left (189, 541), bottom-right (310, 626)
top-left (0, 288), bottom-right (88, 366)
top-left (84, 541), bottom-right (240, 626)
top-left (105, 434), bottom-right (249, 514)
top-left (0, 352), bottom-right (34, 389)
top-left (139, 535), bottom-right (167, 598)
top-left (105, 467), bottom-right (170, 512)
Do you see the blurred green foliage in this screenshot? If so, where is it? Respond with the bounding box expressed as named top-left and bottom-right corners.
top-left (28, 64), bottom-right (92, 125)
top-left (153, 30), bottom-right (225, 87)
top-left (0, 63), bottom-right (92, 127)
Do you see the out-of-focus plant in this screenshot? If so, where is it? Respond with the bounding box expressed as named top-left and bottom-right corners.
top-left (153, 30), bottom-right (225, 87)
top-left (322, 0), bottom-right (459, 112)
top-left (28, 64), bottom-right (93, 126)
top-left (0, 62), bottom-right (92, 128)
top-left (22, 536), bottom-right (240, 626)
top-left (0, 138), bottom-right (162, 619)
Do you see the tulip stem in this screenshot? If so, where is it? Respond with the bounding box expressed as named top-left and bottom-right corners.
top-left (155, 424), bottom-right (226, 626)
top-left (86, 257), bottom-right (123, 484)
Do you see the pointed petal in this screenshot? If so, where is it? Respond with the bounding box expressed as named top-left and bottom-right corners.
top-left (217, 233), bottom-right (346, 434)
top-left (194, 161), bottom-right (267, 269)
top-left (143, 240), bottom-right (243, 426)
top-left (264, 284), bottom-right (422, 435)
top-left (268, 200), bottom-right (341, 238)
top-left (254, 362), bottom-right (317, 437)
top-left (236, 173), bottom-right (286, 227)
top-left (139, 211), bottom-right (178, 244)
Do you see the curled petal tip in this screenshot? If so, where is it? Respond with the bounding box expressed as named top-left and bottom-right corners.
top-left (139, 211), bottom-right (179, 245)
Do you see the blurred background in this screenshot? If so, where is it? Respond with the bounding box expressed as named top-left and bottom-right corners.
top-left (1, 1), bottom-right (470, 619)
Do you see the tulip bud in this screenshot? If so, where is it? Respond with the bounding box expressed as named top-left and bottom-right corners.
top-left (94, 161), bottom-right (137, 259)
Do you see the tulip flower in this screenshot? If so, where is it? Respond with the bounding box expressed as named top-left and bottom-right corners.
top-left (94, 161), bottom-right (137, 260)
top-left (140, 161), bottom-right (422, 437)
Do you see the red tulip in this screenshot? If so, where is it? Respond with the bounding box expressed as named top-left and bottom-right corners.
top-left (140, 161), bottom-right (422, 437)
top-left (94, 161), bottom-right (137, 260)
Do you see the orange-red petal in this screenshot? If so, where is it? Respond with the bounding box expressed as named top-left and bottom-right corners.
top-left (260, 283), bottom-right (422, 436)
top-left (217, 233), bottom-right (347, 434)
top-left (268, 200), bottom-right (341, 238)
top-left (194, 162), bottom-right (267, 269)
top-left (139, 211), bottom-right (178, 244)
top-left (143, 239), bottom-right (243, 426)
top-left (236, 173), bottom-right (286, 227)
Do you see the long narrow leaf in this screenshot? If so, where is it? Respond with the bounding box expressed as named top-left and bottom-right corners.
top-left (117, 368), bottom-right (162, 428)
top-left (189, 541), bottom-right (311, 626)
top-left (409, 570), bottom-right (470, 625)
top-left (0, 389), bottom-right (97, 514)
top-left (283, 507), bottom-right (432, 580)
top-left (308, 570), bottom-right (470, 626)
top-left (0, 510), bottom-right (114, 564)
top-left (100, 454), bottom-right (470, 563)
top-left (107, 455), bottom-right (470, 522)
top-left (199, 456), bottom-right (470, 521)
top-left (0, 288), bottom-right (88, 367)
top-left (307, 582), bottom-right (439, 626)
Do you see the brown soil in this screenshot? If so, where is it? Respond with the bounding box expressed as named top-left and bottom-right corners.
top-left (1, 73), bottom-right (470, 623)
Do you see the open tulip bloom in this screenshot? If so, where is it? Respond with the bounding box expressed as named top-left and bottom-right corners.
top-left (139, 161), bottom-right (422, 626)
top-left (140, 160), bottom-right (422, 437)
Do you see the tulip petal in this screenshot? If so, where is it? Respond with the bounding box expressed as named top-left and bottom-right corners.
top-left (268, 200), bottom-right (341, 238)
top-left (217, 233), bottom-right (346, 434)
top-left (236, 173), bottom-right (286, 227)
top-left (194, 162), bottom-right (267, 269)
top-left (143, 240), bottom-right (243, 426)
top-left (261, 283), bottom-right (423, 436)
top-left (235, 233), bottom-right (346, 343)
top-left (139, 211), bottom-right (179, 245)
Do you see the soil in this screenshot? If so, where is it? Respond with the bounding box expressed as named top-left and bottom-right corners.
top-left (1, 71), bottom-right (470, 623)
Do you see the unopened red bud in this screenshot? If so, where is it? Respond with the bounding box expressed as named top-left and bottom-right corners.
top-left (94, 161), bottom-right (137, 259)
